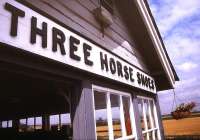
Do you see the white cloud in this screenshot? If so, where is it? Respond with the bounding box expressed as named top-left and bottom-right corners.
top-left (177, 62), bottom-right (198, 72)
top-left (149, 0), bottom-right (200, 65)
top-left (150, 0), bottom-right (200, 36)
top-left (148, 0), bottom-right (200, 114)
top-left (165, 34), bottom-right (200, 63)
top-left (175, 77), bottom-right (197, 87)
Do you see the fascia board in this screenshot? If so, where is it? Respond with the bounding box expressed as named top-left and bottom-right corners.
top-left (134, 0), bottom-right (175, 87)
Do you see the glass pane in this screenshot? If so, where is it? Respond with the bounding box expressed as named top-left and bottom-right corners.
top-left (137, 99), bottom-right (145, 131)
top-left (27, 117), bottom-right (34, 131)
top-left (149, 131), bottom-right (153, 139)
top-left (8, 120), bottom-right (12, 128)
top-left (60, 113), bottom-right (72, 135)
top-left (152, 130), bottom-right (156, 139)
top-left (122, 96), bottom-right (133, 136)
top-left (150, 100), bottom-right (156, 128)
top-left (155, 130), bottom-right (158, 139)
top-left (2, 121), bottom-right (7, 128)
top-left (144, 100), bottom-right (151, 129)
top-left (35, 117), bottom-right (42, 130)
top-left (143, 133), bottom-right (148, 140)
top-left (61, 113), bottom-right (71, 125)
top-left (110, 94), bottom-right (122, 139)
top-left (19, 119), bottom-right (27, 132)
top-left (50, 115), bottom-right (59, 131)
top-left (94, 91), bottom-right (108, 140)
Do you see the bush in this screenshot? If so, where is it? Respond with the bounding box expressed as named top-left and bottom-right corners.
top-left (171, 102), bottom-right (196, 120)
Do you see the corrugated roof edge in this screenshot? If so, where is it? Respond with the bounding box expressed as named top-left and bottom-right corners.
top-left (143, 0), bottom-right (179, 81)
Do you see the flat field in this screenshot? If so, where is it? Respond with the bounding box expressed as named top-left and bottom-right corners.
top-left (162, 116), bottom-right (200, 136)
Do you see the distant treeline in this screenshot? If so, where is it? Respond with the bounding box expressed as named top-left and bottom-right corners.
top-left (162, 111), bottom-right (200, 120)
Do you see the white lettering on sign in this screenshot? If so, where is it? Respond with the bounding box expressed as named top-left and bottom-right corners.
top-left (0, 0), bottom-right (156, 93)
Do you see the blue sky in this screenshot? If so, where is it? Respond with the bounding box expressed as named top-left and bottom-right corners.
top-left (148, 0), bottom-right (200, 114)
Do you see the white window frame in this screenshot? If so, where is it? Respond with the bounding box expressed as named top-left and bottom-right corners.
top-left (137, 96), bottom-right (161, 140)
top-left (92, 85), bottom-right (138, 140)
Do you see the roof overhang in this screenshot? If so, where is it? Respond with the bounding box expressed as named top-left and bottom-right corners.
top-left (116, 0), bottom-right (179, 91)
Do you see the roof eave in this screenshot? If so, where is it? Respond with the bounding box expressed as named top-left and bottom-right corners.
top-left (143, 0), bottom-right (179, 82)
top-left (134, 0), bottom-right (179, 88)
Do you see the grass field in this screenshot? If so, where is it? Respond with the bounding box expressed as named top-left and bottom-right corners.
top-left (162, 116), bottom-right (200, 136)
top-left (96, 115), bottom-right (200, 138)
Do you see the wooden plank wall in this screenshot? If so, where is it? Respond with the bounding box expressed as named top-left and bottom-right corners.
top-left (23, 0), bottom-right (149, 72)
top-left (71, 81), bottom-right (96, 139)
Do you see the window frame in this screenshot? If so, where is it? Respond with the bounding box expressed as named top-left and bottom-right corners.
top-left (92, 85), bottom-right (138, 140)
top-left (137, 96), bottom-right (161, 140)
top-left (1, 120), bottom-right (12, 128)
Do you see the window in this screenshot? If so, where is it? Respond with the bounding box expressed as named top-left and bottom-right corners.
top-left (18, 117), bottom-right (43, 132)
top-left (60, 113), bottom-right (71, 125)
top-left (35, 117), bottom-right (42, 130)
top-left (94, 91), bottom-right (109, 139)
top-left (1, 120), bottom-right (12, 128)
top-left (93, 85), bottom-right (137, 140)
top-left (19, 119), bottom-right (27, 132)
top-left (137, 96), bottom-right (161, 140)
top-left (27, 117), bottom-right (34, 131)
top-left (122, 96), bottom-right (133, 136)
top-left (50, 114), bottom-right (60, 130)
top-left (8, 120), bottom-right (12, 128)
top-left (17, 113), bottom-right (71, 132)
top-left (110, 94), bottom-right (122, 139)
top-left (50, 113), bottom-right (71, 131)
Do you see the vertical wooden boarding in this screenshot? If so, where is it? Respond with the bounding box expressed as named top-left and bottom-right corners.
top-left (71, 84), bottom-right (82, 139)
top-left (132, 95), bottom-right (143, 140)
top-left (42, 114), bottom-right (50, 131)
top-left (154, 95), bottom-right (165, 140)
top-left (12, 119), bottom-right (19, 130)
top-left (59, 114), bottom-right (61, 130)
top-left (83, 81), bottom-right (96, 139)
top-left (72, 81), bottom-right (96, 140)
